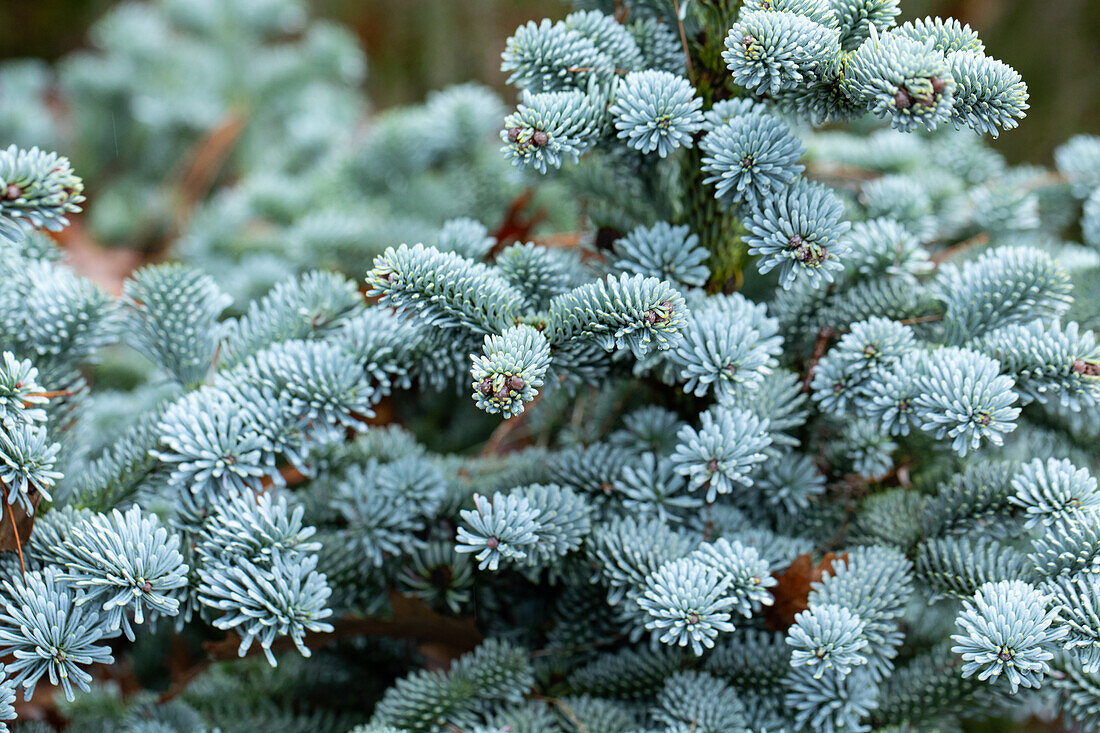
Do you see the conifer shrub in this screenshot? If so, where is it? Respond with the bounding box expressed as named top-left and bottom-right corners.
top-left (1, 0), bottom-right (1100, 731)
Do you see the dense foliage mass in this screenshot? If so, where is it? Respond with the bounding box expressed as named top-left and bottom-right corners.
top-left (1, 0), bottom-right (1100, 731)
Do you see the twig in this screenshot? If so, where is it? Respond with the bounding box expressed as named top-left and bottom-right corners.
top-left (670, 0), bottom-right (695, 83)
top-left (3, 486), bottom-right (25, 577)
top-left (930, 232), bottom-right (989, 265)
top-left (0, 479), bottom-right (38, 558)
top-left (813, 516), bottom-right (851, 556)
top-left (803, 163), bottom-right (883, 184)
top-left (898, 314), bottom-right (943, 325)
top-left (25, 390), bottom-right (73, 401)
top-left (569, 388), bottom-right (589, 432)
top-left (801, 326), bottom-right (835, 392)
top-left (205, 594), bottom-right (483, 661)
top-left (163, 591), bottom-right (482, 703)
top-left (163, 110), bottom-right (248, 255)
top-left (480, 393), bottom-right (543, 456)
top-left (530, 694), bottom-right (590, 733)
top-left (566, 66), bottom-right (632, 75)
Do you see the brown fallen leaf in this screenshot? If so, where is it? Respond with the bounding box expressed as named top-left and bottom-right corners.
top-left (167, 110), bottom-right (247, 252)
top-left (531, 231), bottom-right (582, 250)
top-left (0, 490), bottom-right (40, 555)
top-left (764, 551), bottom-right (847, 631)
top-left (52, 216), bottom-right (142, 296)
top-left (529, 231), bottom-right (606, 264)
top-left (490, 189), bottom-right (546, 253)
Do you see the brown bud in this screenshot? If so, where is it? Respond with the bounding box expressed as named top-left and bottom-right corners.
top-left (4, 184), bottom-right (20, 201)
top-left (645, 300), bottom-right (674, 326)
top-left (487, 537), bottom-right (500, 549)
top-left (930, 76), bottom-right (947, 96)
top-left (532, 130), bottom-right (549, 147)
top-left (506, 375), bottom-right (525, 391)
top-left (142, 581), bottom-right (153, 593)
top-left (477, 378), bottom-right (494, 395)
top-left (707, 459), bottom-right (719, 473)
top-left (894, 88), bottom-right (912, 110)
top-left (506, 127), bottom-right (522, 143)
top-left (1073, 359), bottom-right (1100, 376)
top-left (795, 241), bottom-right (826, 265)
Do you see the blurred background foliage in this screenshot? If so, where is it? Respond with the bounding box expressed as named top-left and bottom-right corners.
top-left (1, 0), bottom-right (1096, 164)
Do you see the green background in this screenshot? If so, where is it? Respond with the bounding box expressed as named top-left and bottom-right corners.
top-left (1, 0), bottom-right (1097, 163)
